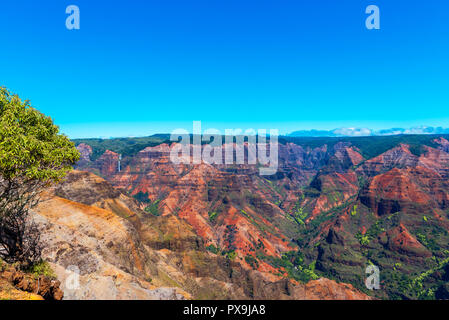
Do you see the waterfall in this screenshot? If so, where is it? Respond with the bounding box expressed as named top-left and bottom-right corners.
top-left (118, 154), bottom-right (122, 172)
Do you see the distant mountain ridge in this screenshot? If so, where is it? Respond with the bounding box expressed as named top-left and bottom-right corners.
top-left (289, 126), bottom-right (449, 137)
top-left (73, 133), bottom-right (449, 162)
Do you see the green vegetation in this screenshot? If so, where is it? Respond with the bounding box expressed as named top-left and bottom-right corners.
top-left (73, 135), bottom-right (171, 161)
top-left (239, 209), bottom-right (275, 236)
top-left (393, 262), bottom-right (402, 271)
top-left (355, 219), bottom-right (385, 246)
top-left (206, 244), bottom-right (220, 254)
top-left (0, 87), bottom-right (79, 183)
top-left (26, 260), bottom-right (57, 280)
top-left (302, 261), bottom-right (319, 281)
top-left (132, 192), bottom-right (161, 216)
top-left (133, 191), bottom-right (151, 203)
top-left (0, 87), bottom-right (80, 267)
top-left (245, 255), bottom-right (259, 270)
top-left (357, 176), bottom-right (368, 188)
top-left (280, 134), bottom-right (445, 159)
top-left (257, 250), bottom-right (319, 282)
top-left (206, 244), bottom-right (239, 261)
top-left (208, 211), bottom-right (218, 222)
top-left (408, 256), bottom-right (449, 299)
top-left (355, 232), bottom-right (370, 246)
top-left (415, 232), bottom-right (440, 251)
top-left (144, 200), bottom-right (161, 216)
top-left (305, 197), bottom-right (357, 233)
top-left (291, 200), bottom-right (308, 225)
top-left (0, 258), bottom-right (5, 272)
top-left (224, 250), bottom-right (237, 260)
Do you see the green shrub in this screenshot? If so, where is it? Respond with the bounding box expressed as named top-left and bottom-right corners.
top-left (206, 244), bottom-right (220, 254)
top-left (208, 211), bottom-right (218, 222)
top-left (351, 205), bottom-right (358, 216)
top-left (26, 260), bottom-right (57, 280)
top-left (225, 250), bottom-right (237, 260)
top-left (133, 191), bottom-right (151, 203)
top-left (144, 200), bottom-right (161, 216)
top-left (355, 232), bottom-right (370, 246)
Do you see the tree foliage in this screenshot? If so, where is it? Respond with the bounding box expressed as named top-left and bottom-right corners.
top-left (0, 87), bottom-right (80, 266)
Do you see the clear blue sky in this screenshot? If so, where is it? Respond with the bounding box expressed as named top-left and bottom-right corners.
top-left (1, 0), bottom-right (448, 138)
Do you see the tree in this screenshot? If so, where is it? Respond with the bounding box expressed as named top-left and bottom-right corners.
top-left (0, 87), bottom-right (80, 266)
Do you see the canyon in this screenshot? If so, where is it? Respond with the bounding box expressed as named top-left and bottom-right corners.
top-left (23, 169), bottom-right (370, 300)
top-left (8, 134), bottom-right (449, 299)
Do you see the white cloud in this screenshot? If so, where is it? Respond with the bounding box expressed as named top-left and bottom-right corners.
top-left (332, 128), bottom-right (373, 137)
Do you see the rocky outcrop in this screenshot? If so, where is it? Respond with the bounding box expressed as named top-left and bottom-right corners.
top-left (379, 224), bottom-right (432, 257)
top-left (357, 144), bottom-right (420, 177)
top-left (359, 165), bottom-right (449, 216)
top-left (0, 263), bottom-right (63, 300)
top-left (0, 278), bottom-right (43, 300)
top-left (33, 192), bottom-right (188, 300)
top-left (435, 137), bottom-right (449, 153)
top-left (298, 278), bottom-right (372, 300)
top-left (76, 143), bottom-right (93, 162)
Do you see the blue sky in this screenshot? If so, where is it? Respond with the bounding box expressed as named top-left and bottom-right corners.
top-left (0, 0), bottom-right (448, 138)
